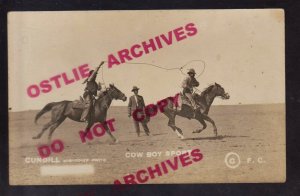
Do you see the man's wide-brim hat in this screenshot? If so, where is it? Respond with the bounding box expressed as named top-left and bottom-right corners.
top-left (187, 68), bottom-right (196, 74)
top-left (132, 86), bottom-right (139, 92)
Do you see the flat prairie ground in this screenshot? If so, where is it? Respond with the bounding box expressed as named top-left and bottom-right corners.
top-left (9, 104), bottom-right (285, 185)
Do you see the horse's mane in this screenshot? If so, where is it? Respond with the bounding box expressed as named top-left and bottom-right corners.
top-left (102, 88), bottom-right (109, 94)
top-left (200, 84), bottom-right (215, 97)
top-left (97, 86), bottom-right (116, 99)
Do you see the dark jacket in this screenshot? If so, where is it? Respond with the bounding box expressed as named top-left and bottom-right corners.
top-left (128, 95), bottom-right (146, 115)
top-left (84, 80), bottom-right (98, 97)
top-left (182, 76), bottom-right (199, 94)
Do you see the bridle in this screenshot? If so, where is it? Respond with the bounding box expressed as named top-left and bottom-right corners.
top-left (98, 86), bottom-right (121, 109)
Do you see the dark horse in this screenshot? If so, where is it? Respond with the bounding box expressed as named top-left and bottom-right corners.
top-left (33, 84), bottom-right (127, 143)
top-left (163, 83), bottom-right (230, 139)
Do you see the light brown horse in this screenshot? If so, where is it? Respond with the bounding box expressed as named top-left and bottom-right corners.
top-left (33, 84), bottom-right (127, 143)
top-left (163, 83), bottom-right (230, 139)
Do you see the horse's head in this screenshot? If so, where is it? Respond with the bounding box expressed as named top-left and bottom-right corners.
top-left (213, 83), bottom-right (230, 99)
top-left (106, 84), bottom-right (127, 102)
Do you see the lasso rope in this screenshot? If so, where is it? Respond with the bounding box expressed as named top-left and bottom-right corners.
top-left (101, 65), bottom-right (106, 88)
top-left (100, 59), bottom-right (206, 87)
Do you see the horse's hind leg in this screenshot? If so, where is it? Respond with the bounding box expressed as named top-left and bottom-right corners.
top-left (33, 121), bottom-right (54, 139)
top-left (47, 117), bottom-right (66, 142)
top-left (167, 115), bottom-right (184, 139)
top-left (201, 114), bottom-right (217, 136)
top-left (47, 103), bottom-right (69, 142)
top-left (174, 125), bottom-right (184, 138)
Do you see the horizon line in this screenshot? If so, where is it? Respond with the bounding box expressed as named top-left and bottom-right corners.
top-left (8, 102), bottom-right (285, 112)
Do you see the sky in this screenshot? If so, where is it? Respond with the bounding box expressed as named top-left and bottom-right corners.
top-left (8, 9), bottom-right (285, 112)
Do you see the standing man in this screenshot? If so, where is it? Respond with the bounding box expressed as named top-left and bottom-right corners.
top-left (128, 86), bottom-right (150, 137)
top-left (182, 68), bottom-right (200, 111)
top-left (80, 61), bottom-right (104, 123)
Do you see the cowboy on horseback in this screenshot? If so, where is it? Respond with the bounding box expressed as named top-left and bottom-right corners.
top-left (181, 68), bottom-right (200, 112)
top-left (80, 61), bottom-right (105, 123)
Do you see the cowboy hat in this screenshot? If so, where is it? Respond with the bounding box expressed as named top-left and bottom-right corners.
top-left (131, 86), bottom-right (139, 92)
top-left (187, 68), bottom-right (196, 74)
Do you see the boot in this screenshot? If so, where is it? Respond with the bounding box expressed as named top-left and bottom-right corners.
top-left (193, 106), bottom-right (200, 118)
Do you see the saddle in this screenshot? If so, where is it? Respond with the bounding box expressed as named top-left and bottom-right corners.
top-left (174, 93), bottom-right (192, 110)
top-left (176, 93), bottom-right (205, 113)
top-left (72, 96), bottom-right (86, 109)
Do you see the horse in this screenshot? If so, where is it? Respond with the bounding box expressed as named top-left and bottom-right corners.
top-left (33, 84), bottom-right (127, 143)
top-left (162, 83), bottom-right (230, 139)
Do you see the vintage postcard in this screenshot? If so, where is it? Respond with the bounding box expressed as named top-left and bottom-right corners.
top-left (8, 10), bottom-right (285, 185)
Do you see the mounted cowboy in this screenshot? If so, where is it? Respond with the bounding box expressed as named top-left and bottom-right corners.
top-left (181, 68), bottom-right (200, 112)
top-left (80, 61), bottom-right (105, 123)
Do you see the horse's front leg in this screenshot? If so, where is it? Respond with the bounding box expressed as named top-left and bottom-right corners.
top-left (201, 114), bottom-right (217, 136)
top-left (103, 122), bottom-right (118, 143)
top-left (193, 115), bottom-right (207, 134)
top-left (83, 121), bottom-right (94, 137)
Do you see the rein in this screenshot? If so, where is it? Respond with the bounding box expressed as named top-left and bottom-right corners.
top-left (96, 87), bottom-right (116, 109)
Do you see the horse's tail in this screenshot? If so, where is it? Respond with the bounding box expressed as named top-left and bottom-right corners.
top-left (34, 102), bottom-right (57, 124)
